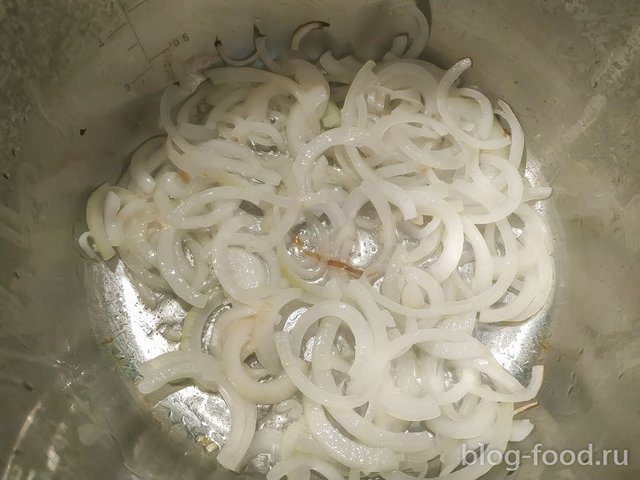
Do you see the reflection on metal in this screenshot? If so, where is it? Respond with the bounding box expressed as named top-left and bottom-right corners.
top-left (2, 400), bottom-right (44, 480)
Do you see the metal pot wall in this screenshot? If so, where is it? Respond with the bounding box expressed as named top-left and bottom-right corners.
top-left (1, 1), bottom-right (638, 478)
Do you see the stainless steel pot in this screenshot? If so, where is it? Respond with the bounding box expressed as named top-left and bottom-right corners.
top-left (1, 1), bottom-right (638, 479)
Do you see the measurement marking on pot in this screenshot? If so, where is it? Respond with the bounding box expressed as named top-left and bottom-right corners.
top-left (128, 0), bottom-right (149, 13)
top-left (148, 33), bottom-right (190, 61)
top-left (105, 22), bottom-right (127, 40)
top-left (150, 46), bottom-right (171, 62)
top-left (129, 66), bottom-right (152, 87)
top-left (117, 0), bottom-right (152, 66)
top-left (127, 42), bottom-right (138, 52)
top-left (125, 60), bottom-right (160, 91)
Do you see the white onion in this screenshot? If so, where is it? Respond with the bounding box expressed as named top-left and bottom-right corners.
top-left (136, 351), bottom-right (256, 472)
top-left (82, 18), bottom-right (554, 478)
top-left (222, 318), bottom-right (298, 403)
top-left (275, 332), bottom-right (368, 409)
top-left (426, 400), bottom-right (497, 439)
top-left (402, 4), bottom-right (430, 59)
top-left (303, 397), bottom-right (402, 473)
top-left (85, 183), bottom-right (116, 260)
top-left (436, 58), bottom-right (512, 151)
top-left (156, 228), bottom-right (207, 307)
top-left (379, 378), bottom-right (441, 421)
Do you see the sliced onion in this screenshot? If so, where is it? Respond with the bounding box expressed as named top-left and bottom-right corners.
top-left (82, 35), bottom-right (555, 480)
top-left (222, 318), bottom-right (298, 403)
top-left (137, 351), bottom-right (256, 472)
top-left (303, 396), bottom-right (402, 473)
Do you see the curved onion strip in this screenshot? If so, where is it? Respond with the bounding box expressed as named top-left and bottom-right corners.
top-left (402, 5), bottom-right (430, 59)
top-left (291, 21), bottom-right (330, 51)
top-left (130, 137), bottom-right (167, 194)
top-left (222, 318), bottom-right (298, 403)
top-left (86, 183), bottom-right (116, 260)
top-left (275, 332), bottom-right (368, 409)
top-left (255, 35), bottom-right (282, 73)
top-left (303, 396), bottom-right (402, 473)
top-left (436, 58), bottom-right (511, 150)
top-left (215, 39), bottom-right (259, 67)
top-left (137, 351), bottom-right (256, 472)
top-left (288, 300), bottom-right (374, 374)
top-left (156, 228), bottom-right (207, 307)
top-left (379, 378), bottom-right (441, 421)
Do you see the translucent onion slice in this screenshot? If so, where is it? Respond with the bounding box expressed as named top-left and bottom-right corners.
top-left (137, 351), bottom-right (256, 472)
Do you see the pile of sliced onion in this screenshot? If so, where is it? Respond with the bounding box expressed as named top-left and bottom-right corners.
top-left (81, 7), bottom-right (553, 479)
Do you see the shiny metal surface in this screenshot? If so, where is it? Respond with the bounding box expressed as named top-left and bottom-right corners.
top-left (1, 1), bottom-right (639, 479)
